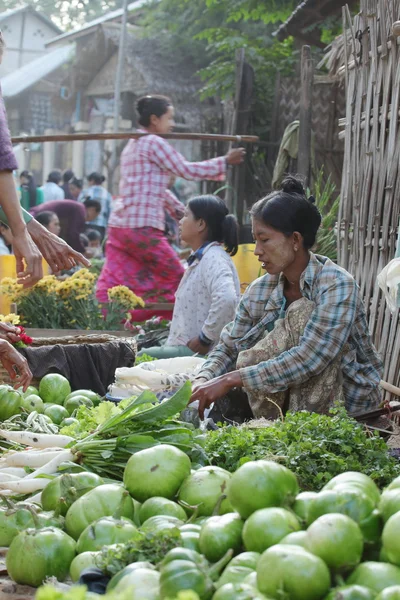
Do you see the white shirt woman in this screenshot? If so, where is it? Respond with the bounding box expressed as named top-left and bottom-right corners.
top-left (138, 195), bottom-right (241, 359)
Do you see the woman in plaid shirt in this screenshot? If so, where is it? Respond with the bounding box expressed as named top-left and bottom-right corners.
top-left (191, 176), bottom-right (383, 420)
top-left (96, 95), bottom-right (245, 317)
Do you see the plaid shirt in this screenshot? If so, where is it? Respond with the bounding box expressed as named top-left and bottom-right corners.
top-left (109, 132), bottom-right (226, 230)
top-left (198, 253), bottom-right (383, 414)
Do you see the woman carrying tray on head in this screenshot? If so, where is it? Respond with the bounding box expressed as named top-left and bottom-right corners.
top-left (190, 176), bottom-right (383, 420)
top-left (96, 95), bottom-right (245, 320)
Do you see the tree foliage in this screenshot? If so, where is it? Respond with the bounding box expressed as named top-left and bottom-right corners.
top-left (0, 0), bottom-right (124, 29)
top-left (139, 0), bottom-right (298, 135)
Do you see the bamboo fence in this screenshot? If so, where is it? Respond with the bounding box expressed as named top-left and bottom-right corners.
top-left (338, 0), bottom-right (400, 391)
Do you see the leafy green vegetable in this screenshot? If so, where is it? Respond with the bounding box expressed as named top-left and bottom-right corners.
top-left (60, 401), bottom-right (121, 439)
top-left (135, 353), bottom-right (157, 364)
top-left (70, 383), bottom-right (207, 479)
top-left (205, 406), bottom-right (400, 491)
top-left (132, 381), bottom-right (192, 423)
top-left (97, 528), bottom-right (182, 576)
top-left (36, 585), bottom-right (132, 600)
top-left (36, 584), bottom-right (199, 600)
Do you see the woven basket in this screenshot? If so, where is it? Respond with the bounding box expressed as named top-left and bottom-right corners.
top-left (0, 333), bottom-right (137, 387)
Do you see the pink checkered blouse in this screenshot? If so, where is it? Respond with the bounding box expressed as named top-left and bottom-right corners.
top-left (109, 132), bottom-right (227, 231)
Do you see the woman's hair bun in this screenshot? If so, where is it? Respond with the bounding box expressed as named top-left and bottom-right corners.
top-left (136, 95), bottom-right (171, 127)
top-left (280, 175), bottom-right (305, 196)
top-left (136, 96), bottom-right (151, 115)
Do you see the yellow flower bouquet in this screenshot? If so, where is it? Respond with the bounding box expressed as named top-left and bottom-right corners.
top-left (0, 269), bottom-right (144, 331)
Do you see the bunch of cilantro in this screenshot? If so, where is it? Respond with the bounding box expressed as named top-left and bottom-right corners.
top-left (205, 405), bottom-right (400, 490)
top-left (60, 398), bottom-right (146, 439)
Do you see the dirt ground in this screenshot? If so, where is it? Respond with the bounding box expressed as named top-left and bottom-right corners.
top-left (0, 549), bottom-right (35, 600)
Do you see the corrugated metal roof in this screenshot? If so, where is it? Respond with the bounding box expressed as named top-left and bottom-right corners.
top-left (1, 45), bottom-right (74, 98)
top-left (46, 0), bottom-right (152, 47)
top-left (0, 5), bottom-right (61, 33)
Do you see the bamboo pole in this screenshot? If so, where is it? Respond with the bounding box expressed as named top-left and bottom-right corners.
top-left (11, 132), bottom-right (259, 144)
top-left (381, 379), bottom-right (400, 398)
top-left (297, 45), bottom-right (314, 184)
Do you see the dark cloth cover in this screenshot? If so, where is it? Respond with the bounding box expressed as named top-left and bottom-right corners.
top-left (20, 340), bottom-right (135, 396)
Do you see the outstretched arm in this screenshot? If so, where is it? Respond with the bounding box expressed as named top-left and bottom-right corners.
top-left (150, 135), bottom-right (245, 181)
top-left (0, 172), bottom-right (42, 287)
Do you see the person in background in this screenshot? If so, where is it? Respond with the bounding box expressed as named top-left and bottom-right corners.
top-left (85, 229), bottom-right (103, 258)
top-left (41, 170), bottom-right (65, 203)
top-left (83, 198), bottom-right (102, 228)
top-left (19, 171), bottom-right (44, 209)
top-left (140, 195), bottom-right (240, 359)
top-left (69, 178), bottom-right (83, 201)
top-left (30, 199), bottom-right (100, 254)
top-left (0, 223), bottom-right (12, 255)
top-left (61, 169), bottom-right (74, 199)
top-left (34, 211), bottom-right (61, 237)
top-left (79, 172), bottom-right (112, 231)
top-left (96, 94), bottom-right (245, 321)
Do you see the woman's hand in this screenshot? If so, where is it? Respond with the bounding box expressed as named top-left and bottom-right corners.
top-left (0, 322), bottom-right (23, 344)
top-left (0, 339), bottom-right (32, 391)
top-left (190, 371), bottom-right (243, 419)
top-left (12, 228), bottom-right (43, 287)
top-left (187, 336), bottom-right (210, 355)
top-left (175, 206), bottom-right (184, 220)
top-left (27, 219), bottom-right (91, 273)
top-left (226, 148), bottom-right (246, 166)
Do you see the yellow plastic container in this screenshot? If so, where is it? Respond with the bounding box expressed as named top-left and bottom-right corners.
top-left (0, 256), bottom-right (49, 314)
top-left (232, 244), bottom-right (262, 292)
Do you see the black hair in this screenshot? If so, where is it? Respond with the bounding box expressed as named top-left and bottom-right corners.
top-left (86, 229), bottom-right (102, 242)
top-left (70, 177), bottom-right (83, 189)
top-left (20, 170), bottom-right (37, 209)
top-left (63, 169), bottom-right (74, 184)
top-left (83, 198), bottom-right (102, 214)
top-left (88, 172), bottom-right (106, 185)
top-left (35, 211), bottom-right (57, 228)
top-left (187, 195), bottom-right (239, 256)
top-left (136, 95), bottom-right (171, 127)
top-left (250, 175), bottom-right (322, 250)
top-left (79, 233), bottom-right (89, 248)
top-left (47, 170), bottom-right (62, 184)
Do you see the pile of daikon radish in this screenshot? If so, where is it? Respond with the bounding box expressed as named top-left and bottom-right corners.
top-left (0, 429), bottom-right (75, 500)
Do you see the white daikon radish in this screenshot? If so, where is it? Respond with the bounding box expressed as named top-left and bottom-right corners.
top-left (0, 473), bottom-right (21, 482)
top-left (0, 467), bottom-right (26, 478)
top-left (4, 448), bottom-right (67, 468)
top-left (25, 450), bottom-right (75, 480)
top-left (0, 478), bottom-right (50, 493)
top-left (29, 492), bottom-right (42, 505)
top-left (0, 430), bottom-right (74, 449)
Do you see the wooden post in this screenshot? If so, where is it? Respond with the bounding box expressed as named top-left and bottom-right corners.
top-left (235, 62), bottom-right (254, 226)
top-left (111, 0), bottom-right (129, 169)
top-left (226, 48), bottom-right (246, 213)
top-left (298, 45), bottom-right (314, 185)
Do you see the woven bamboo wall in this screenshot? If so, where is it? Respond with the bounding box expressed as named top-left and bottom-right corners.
top-left (272, 75), bottom-right (345, 188)
top-left (338, 0), bottom-right (400, 389)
